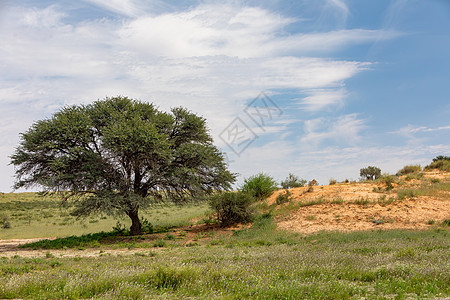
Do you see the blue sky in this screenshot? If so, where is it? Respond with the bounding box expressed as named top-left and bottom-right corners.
top-left (1, 0), bottom-right (449, 192)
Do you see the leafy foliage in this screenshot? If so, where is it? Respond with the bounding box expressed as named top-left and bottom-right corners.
top-left (240, 173), bottom-right (278, 200)
top-left (432, 155), bottom-right (450, 162)
top-left (280, 173), bottom-right (307, 189)
top-left (209, 192), bottom-right (254, 226)
top-left (10, 97), bottom-right (235, 235)
top-left (396, 165), bottom-right (421, 176)
top-left (425, 157), bottom-right (450, 172)
top-left (360, 166), bottom-right (381, 181)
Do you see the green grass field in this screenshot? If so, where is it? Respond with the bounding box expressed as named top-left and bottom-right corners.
top-left (1, 217), bottom-right (449, 299)
top-left (0, 192), bottom-right (211, 239)
top-left (1, 183), bottom-right (449, 299)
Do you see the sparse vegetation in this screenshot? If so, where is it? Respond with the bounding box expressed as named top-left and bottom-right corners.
top-left (329, 178), bottom-right (337, 185)
top-left (377, 174), bottom-right (396, 191)
top-left (240, 173), bottom-right (278, 200)
top-left (396, 164), bottom-right (422, 176)
top-left (275, 190), bottom-right (292, 205)
top-left (397, 189), bottom-right (417, 200)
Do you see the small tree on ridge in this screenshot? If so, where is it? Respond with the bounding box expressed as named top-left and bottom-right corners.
top-left (360, 166), bottom-right (381, 181)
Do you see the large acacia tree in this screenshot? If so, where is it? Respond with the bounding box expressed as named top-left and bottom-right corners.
top-left (11, 97), bottom-right (235, 235)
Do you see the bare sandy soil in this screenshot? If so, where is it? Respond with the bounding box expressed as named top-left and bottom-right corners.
top-left (272, 172), bottom-right (449, 234)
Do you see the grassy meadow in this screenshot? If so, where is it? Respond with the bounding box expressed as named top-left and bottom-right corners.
top-left (0, 192), bottom-right (210, 239)
top-left (0, 217), bottom-right (449, 299)
top-left (1, 171), bottom-right (450, 299)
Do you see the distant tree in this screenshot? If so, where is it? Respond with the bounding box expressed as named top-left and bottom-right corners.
top-left (10, 97), bottom-right (235, 235)
top-left (280, 173), bottom-right (307, 189)
top-left (360, 166), bottom-right (381, 181)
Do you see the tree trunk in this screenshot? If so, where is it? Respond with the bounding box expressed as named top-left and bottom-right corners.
top-left (128, 209), bottom-right (142, 236)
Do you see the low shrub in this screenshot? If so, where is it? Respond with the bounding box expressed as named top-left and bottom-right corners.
top-left (276, 190), bottom-right (292, 205)
top-left (280, 173), bottom-right (307, 189)
top-left (329, 179), bottom-right (337, 185)
top-left (209, 192), bottom-right (255, 226)
top-left (378, 175), bottom-right (396, 191)
top-left (240, 173), bottom-right (278, 200)
top-left (1, 215), bottom-right (11, 229)
top-left (396, 165), bottom-right (421, 176)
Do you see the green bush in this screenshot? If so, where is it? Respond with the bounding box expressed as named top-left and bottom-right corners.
top-left (240, 173), bottom-right (278, 200)
top-left (329, 179), bottom-right (337, 185)
top-left (425, 160), bottom-right (450, 172)
top-left (360, 166), bottom-right (381, 181)
top-left (276, 190), bottom-right (292, 205)
top-left (432, 155), bottom-right (450, 162)
top-left (209, 192), bottom-right (255, 226)
top-left (396, 165), bottom-right (421, 176)
top-left (280, 173), bottom-right (307, 189)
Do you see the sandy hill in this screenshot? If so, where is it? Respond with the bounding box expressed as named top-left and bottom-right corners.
top-left (269, 171), bottom-right (450, 234)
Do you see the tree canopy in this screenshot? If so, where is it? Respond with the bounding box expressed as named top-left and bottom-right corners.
top-left (11, 97), bottom-right (235, 235)
top-left (359, 166), bottom-right (381, 181)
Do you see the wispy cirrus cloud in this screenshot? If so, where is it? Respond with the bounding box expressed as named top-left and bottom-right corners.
top-left (301, 88), bottom-right (348, 111)
top-left (392, 125), bottom-right (450, 143)
top-left (80, 0), bottom-right (170, 17)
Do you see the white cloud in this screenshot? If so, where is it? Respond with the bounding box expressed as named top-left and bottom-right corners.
top-left (117, 3), bottom-right (398, 58)
top-left (0, 2), bottom-right (400, 191)
top-left (301, 88), bottom-right (347, 111)
top-left (391, 124), bottom-right (450, 145)
top-left (300, 114), bottom-right (366, 147)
